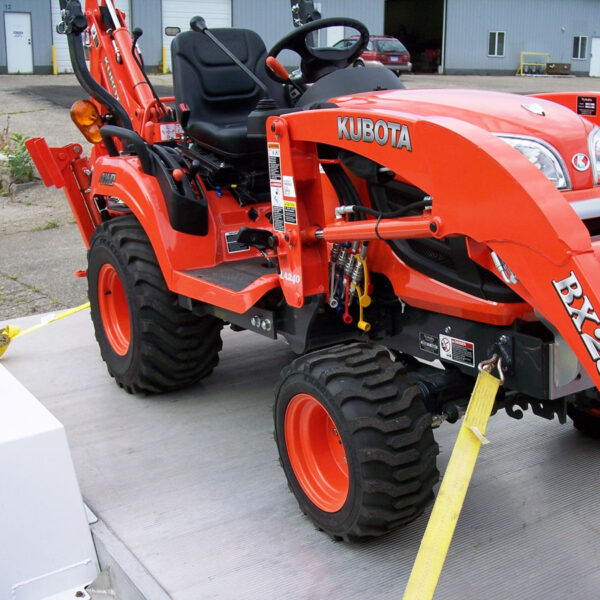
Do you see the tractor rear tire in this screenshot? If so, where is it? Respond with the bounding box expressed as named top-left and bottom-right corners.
top-left (88, 215), bottom-right (223, 394)
top-left (567, 404), bottom-right (600, 438)
top-left (274, 342), bottom-right (439, 540)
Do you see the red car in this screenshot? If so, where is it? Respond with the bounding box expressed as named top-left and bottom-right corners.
top-left (334, 35), bottom-right (412, 74)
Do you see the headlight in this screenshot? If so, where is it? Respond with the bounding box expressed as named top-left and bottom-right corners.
top-left (588, 127), bottom-right (600, 185)
top-left (497, 135), bottom-right (569, 189)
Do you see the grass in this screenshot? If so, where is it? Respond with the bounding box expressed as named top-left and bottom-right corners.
top-left (28, 220), bottom-right (60, 232)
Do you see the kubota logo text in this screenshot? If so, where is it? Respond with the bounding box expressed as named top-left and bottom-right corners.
top-left (553, 271), bottom-right (600, 374)
top-left (337, 116), bottom-right (412, 151)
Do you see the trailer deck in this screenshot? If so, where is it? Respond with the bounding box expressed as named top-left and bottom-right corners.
top-left (2, 309), bottom-right (599, 599)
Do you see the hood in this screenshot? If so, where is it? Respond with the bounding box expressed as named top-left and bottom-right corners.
top-left (333, 88), bottom-right (596, 190)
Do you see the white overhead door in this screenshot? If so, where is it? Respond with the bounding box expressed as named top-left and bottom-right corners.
top-left (162, 0), bottom-right (231, 72)
top-left (52, 0), bottom-right (130, 73)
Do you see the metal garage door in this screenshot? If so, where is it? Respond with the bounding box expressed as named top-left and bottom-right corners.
top-left (51, 0), bottom-right (130, 73)
top-left (162, 0), bottom-right (231, 72)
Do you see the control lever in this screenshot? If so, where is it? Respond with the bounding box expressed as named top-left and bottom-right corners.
top-left (266, 56), bottom-right (305, 95)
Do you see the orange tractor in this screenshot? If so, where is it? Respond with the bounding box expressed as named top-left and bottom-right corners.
top-left (28, 0), bottom-right (600, 540)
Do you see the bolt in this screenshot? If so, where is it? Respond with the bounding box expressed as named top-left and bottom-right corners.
top-left (444, 326), bottom-right (452, 334)
top-left (250, 316), bottom-right (261, 328)
top-left (332, 428), bottom-right (339, 436)
top-left (499, 335), bottom-right (509, 345)
top-left (429, 221), bottom-right (437, 233)
top-left (270, 124), bottom-right (276, 132)
top-left (260, 318), bottom-right (272, 332)
top-left (75, 592), bottom-right (85, 599)
top-left (73, 145), bottom-right (82, 154)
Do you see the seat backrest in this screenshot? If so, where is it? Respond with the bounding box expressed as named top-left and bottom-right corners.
top-left (171, 28), bottom-right (287, 127)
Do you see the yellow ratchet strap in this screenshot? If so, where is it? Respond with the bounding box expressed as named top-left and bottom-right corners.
top-left (402, 357), bottom-right (502, 600)
top-left (0, 302), bottom-right (90, 358)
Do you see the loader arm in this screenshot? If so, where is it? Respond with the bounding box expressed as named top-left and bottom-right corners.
top-left (267, 106), bottom-right (600, 390)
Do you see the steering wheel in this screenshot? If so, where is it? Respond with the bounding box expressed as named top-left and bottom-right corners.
top-left (266, 17), bottom-right (369, 85)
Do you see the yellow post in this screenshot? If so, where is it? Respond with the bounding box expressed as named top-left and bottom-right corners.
top-left (402, 368), bottom-right (501, 600)
top-left (162, 46), bottom-right (167, 74)
top-left (52, 44), bottom-right (58, 75)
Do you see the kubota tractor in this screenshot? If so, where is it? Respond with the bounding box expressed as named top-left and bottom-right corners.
top-left (28, 0), bottom-right (600, 541)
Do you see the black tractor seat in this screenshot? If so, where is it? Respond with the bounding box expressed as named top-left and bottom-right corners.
top-left (171, 28), bottom-right (288, 159)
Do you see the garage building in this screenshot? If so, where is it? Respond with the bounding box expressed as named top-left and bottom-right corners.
top-left (0, 0), bottom-right (384, 74)
top-left (3, 1), bottom-right (600, 76)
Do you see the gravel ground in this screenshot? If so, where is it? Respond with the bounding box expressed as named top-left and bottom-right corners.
top-left (1, 71), bottom-right (600, 320)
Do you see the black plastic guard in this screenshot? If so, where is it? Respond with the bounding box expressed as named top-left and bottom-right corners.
top-left (151, 145), bottom-right (209, 236)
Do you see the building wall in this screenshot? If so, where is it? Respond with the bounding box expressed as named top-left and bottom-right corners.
top-left (0, 0), bottom-right (53, 74)
top-left (1, 1), bottom-right (384, 74)
top-left (445, 0), bottom-right (600, 74)
top-left (232, 0), bottom-right (385, 67)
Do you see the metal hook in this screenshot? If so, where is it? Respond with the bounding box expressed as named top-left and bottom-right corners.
top-left (477, 353), bottom-right (505, 384)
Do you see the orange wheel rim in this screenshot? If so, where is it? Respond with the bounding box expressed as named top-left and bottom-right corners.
top-left (97, 264), bottom-right (131, 356)
top-left (284, 393), bottom-right (349, 512)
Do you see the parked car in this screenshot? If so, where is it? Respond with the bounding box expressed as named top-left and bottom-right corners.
top-left (334, 35), bottom-right (412, 74)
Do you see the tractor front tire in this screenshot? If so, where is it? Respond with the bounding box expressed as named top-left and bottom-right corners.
top-left (88, 215), bottom-right (223, 394)
top-left (274, 343), bottom-right (439, 540)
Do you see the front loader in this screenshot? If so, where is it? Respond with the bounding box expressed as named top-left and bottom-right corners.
top-left (27, 0), bottom-right (600, 540)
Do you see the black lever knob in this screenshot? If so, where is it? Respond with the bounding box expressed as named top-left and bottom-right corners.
top-left (190, 16), bottom-right (207, 32)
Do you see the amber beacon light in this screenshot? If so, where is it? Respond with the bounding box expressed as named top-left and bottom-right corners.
top-left (70, 99), bottom-right (103, 143)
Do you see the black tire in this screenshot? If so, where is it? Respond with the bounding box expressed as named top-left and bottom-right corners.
top-left (567, 404), bottom-right (600, 438)
top-left (274, 342), bottom-right (439, 540)
top-left (88, 215), bottom-right (223, 393)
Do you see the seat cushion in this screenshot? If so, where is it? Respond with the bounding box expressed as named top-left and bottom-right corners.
top-left (185, 119), bottom-right (266, 157)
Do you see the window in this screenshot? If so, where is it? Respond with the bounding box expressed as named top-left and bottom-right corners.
top-left (375, 39), bottom-right (408, 53)
top-left (573, 36), bottom-right (587, 59)
top-left (488, 31), bottom-right (505, 57)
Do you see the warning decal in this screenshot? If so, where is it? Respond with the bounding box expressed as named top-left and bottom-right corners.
top-left (577, 96), bottom-right (597, 116)
top-left (419, 332), bottom-right (439, 356)
top-left (283, 175), bottom-right (296, 198)
top-left (224, 231), bottom-right (250, 254)
top-left (268, 143), bottom-right (281, 181)
top-left (268, 143), bottom-right (285, 232)
top-left (271, 184), bottom-right (285, 232)
top-left (439, 335), bottom-right (475, 367)
top-left (159, 122), bottom-right (184, 141)
top-left (284, 200), bottom-right (297, 224)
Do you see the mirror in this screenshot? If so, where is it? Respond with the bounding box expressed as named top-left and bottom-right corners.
top-left (164, 26), bottom-right (181, 36)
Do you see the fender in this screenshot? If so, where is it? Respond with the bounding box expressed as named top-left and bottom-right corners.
top-left (91, 155), bottom-right (280, 313)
